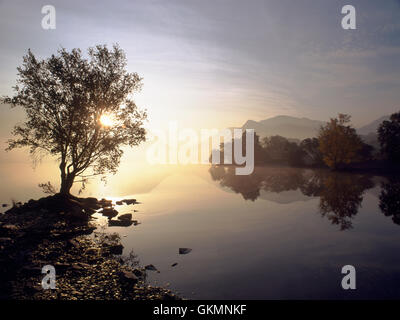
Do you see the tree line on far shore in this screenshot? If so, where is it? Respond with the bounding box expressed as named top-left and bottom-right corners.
top-left (218, 112), bottom-right (400, 171)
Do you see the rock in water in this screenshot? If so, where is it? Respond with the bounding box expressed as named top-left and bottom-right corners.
top-left (179, 248), bottom-right (192, 255)
top-left (122, 199), bottom-right (136, 205)
top-left (99, 198), bottom-right (113, 207)
top-left (118, 213), bottom-right (132, 222)
top-left (100, 207), bottom-right (118, 218)
top-left (145, 264), bottom-right (158, 271)
top-left (108, 219), bottom-right (133, 227)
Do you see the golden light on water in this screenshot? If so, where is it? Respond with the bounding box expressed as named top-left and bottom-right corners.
top-left (100, 114), bottom-right (116, 127)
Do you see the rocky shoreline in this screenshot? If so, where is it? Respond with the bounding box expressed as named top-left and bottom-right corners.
top-left (0, 194), bottom-right (179, 300)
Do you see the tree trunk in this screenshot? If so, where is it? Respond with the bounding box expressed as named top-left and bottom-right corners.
top-left (60, 173), bottom-right (74, 196)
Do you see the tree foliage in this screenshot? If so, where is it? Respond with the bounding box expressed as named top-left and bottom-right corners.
top-left (2, 44), bottom-right (147, 195)
top-left (378, 111), bottom-right (400, 164)
top-left (262, 135), bottom-right (305, 166)
top-left (318, 114), bottom-right (363, 169)
top-left (299, 138), bottom-right (324, 167)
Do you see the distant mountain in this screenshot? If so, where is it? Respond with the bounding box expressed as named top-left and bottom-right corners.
top-left (360, 132), bottom-right (379, 150)
top-left (240, 115), bottom-right (326, 140)
top-left (357, 115), bottom-right (390, 135)
top-left (237, 114), bottom-right (391, 142)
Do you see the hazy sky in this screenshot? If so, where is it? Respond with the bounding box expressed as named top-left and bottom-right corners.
top-left (1, 0), bottom-right (400, 131)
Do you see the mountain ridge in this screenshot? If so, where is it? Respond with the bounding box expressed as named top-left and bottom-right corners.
top-left (237, 114), bottom-right (390, 140)
top-left (239, 115), bottom-right (326, 140)
top-left (357, 115), bottom-right (390, 135)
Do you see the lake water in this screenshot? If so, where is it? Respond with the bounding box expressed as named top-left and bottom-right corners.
top-left (2, 164), bottom-right (400, 299)
top-left (98, 166), bottom-right (400, 299)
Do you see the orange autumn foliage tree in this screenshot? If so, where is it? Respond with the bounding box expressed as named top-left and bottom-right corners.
top-left (318, 114), bottom-right (363, 170)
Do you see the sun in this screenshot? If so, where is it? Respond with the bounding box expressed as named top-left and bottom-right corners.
top-left (100, 114), bottom-right (116, 127)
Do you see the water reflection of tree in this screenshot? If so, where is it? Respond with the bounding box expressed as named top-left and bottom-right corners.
top-left (317, 172), bottom-right (374, 230)
top-left (209, 166), bottom-right (264, 201)
top-left (379, 176), bottom-right (400, 225)
top-left (209, 166), bottom-right (374, 230)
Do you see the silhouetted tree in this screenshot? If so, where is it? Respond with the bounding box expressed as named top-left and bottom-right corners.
top-left (378, 111), bottom-right (400, 164)
top-left (262, 135), bottom-right (304, 166)
top-left (300, 138), bottom-right (324, 167)
top-left (2, 45), bottom-right (147, 196)
top-left (262, 135), bottom-right (289, 163)
top-left (358, 141), bottom-right (374, 161)
top-left (215, 132), bottom-right (265, 165)
top-left (318, 114), bottom-right (363, 169)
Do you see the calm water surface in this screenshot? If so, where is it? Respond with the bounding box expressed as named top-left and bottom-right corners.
top-left (99, 166), bottom-right (400, 299)
top-left (2, 165), bottom-right (400, 299)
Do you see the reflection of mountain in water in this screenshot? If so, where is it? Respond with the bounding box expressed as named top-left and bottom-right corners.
top-left (209, 166), bottom-right (382, 230)
top-left (258, 189), bottom-right (314, 204)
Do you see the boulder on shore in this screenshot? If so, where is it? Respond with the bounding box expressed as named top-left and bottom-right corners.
top-left (118, 270), bottom-right (138, 285)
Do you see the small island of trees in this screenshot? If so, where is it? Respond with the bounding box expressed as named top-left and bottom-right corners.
top-left (217, 112), bottom-right (400, 173)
